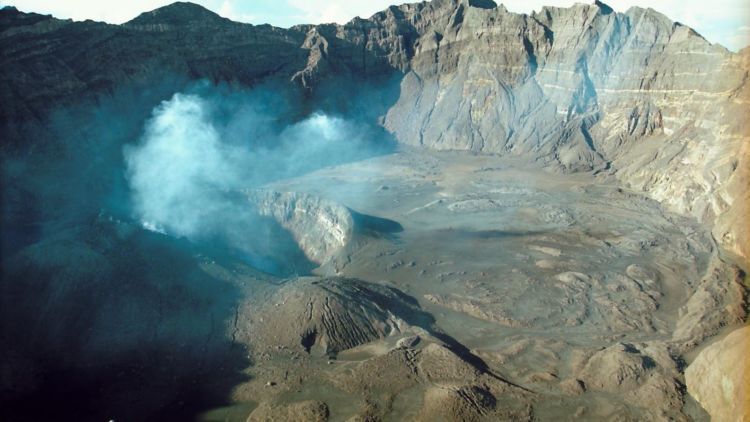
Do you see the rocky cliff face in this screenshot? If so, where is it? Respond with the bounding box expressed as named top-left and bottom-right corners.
top-left (245, 190), bottom-right (354, 265)
top-left (368, 0), bottom-right (750, 260)
top-left (1, 0), bottom-right (747, 262)
top-left (686, 325), bottom-right (750, 421)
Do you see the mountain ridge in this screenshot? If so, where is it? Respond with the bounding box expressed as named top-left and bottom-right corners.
top-left (0, 0), bottom-right (748, 261)
top-left (125, 1), bottom-right (232, 28)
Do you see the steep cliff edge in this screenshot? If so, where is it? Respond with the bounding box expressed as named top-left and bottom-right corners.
top-left (686, 325), bottom-right (750, 421)
top-left (365, 0), bottom-right (750, 260)
top-left (244, 190), bottom-right (354, 265)
top-left (1, 1), bottom-right (748, 261)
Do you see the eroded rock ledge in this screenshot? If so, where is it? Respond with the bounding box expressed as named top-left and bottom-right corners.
top-left (244, 190), bottom-right (354, 265)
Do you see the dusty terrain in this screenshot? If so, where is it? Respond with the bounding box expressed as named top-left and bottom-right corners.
top-left (193, 149), bottom-right (747, 421)
top-left (2, 1), bottom-right (749, 420)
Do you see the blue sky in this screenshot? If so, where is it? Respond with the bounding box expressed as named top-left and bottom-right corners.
top-left (2, 0), bottom-right (748, 51)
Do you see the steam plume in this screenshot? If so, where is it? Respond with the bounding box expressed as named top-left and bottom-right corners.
top-left (124, 85), bottom-right (391, 262)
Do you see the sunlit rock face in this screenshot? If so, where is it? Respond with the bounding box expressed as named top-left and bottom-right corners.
top-left (686, 326), bottom-right (750, 422)
top-left (245, 190), bottom-right (354, 265)
top-left (286, 0), bottom-right (750, 260)
top-left (362, 0), bottom-right (750, 259)
top-left (296, 0), bottom-right (750, 259)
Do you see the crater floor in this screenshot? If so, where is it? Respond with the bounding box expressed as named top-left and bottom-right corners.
top-left (206, 149), bottom-right (744, 421)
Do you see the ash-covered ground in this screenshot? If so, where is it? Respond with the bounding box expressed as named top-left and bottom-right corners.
top-left (196, 150), bottom-right (745, 421)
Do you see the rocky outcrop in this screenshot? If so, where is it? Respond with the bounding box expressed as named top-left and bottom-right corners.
top-left (417, 384), bottom-right (498, 422)
top-left (686, 326), bottom-right (750, 422)
top-left (245, 190), bottom-right (354, 265)
top-left (673, 261), bottom-right (747, 348)
top-left (244, 277), bottom-right (430, 354)
top-left (578, 342), bottom-right (687, 418)
top-left (330, 342), bottom-right (533, 420)
top-left (248, 400), bottom-right (330, 422)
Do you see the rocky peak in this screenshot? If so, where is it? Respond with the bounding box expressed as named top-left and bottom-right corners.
top-left (739, 45), bottom-right (750, 66)
top-left (430, 0), bottom-right (497, 11)
top-left (0, 6), bottom-right (70, 34)
top-left (464, 0), bottom-right (497, 9)
top-left (1, 5), bottom-right (25, 26)
top-left (593, 1), bottom-right (614, 14)
top-left (624, 5), bottom-right (676, 33)
top-left (125, 1), bottom-right (230, 29)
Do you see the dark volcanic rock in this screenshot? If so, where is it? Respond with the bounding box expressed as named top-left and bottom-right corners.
top-left (125, 1), bottom-right (232, 29)
top-left (0, 216), bottom-right (255, 420)
top-left (0, 3), bottom-right (306, 143)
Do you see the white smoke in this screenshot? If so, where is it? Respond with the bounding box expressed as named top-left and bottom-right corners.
top-left (125, 94), bottom-right (240, 237)
top-left (124, 88), bottom-right (390, 247)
